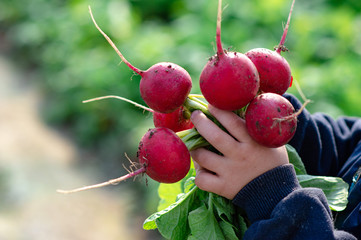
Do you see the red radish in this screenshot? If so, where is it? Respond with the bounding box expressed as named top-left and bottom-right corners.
top-left (57, 127), bottom-right (191, 193)
top-left (199, 0), bottom-right (259, 111)
top-left (138, 127), bottom-right (190, 183)
top-left (245, 93), bottom-right (297, 148)
top-left (89, 7), bottom-right (192, 113)
top-left (245, 48), bottom-right (291, 95)
top-left (153, 106), bottom-right (194, 132)
top-left (140, 63), bottom-right (192, 113)
top-left (245, 0), bottom-right (295, 95)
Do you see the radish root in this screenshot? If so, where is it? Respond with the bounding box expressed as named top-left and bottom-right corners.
top-left (272, 98), bottom-right (310, 124)
top-left (57, 167), bottom-right (146, 194)
top-left (83, 95), bottom-right (154, 113)
top-left (88, 6), bottom-right (143, 75)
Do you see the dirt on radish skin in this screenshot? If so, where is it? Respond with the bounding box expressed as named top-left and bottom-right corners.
top-left (200, 0), bottom-right (259, 111)
top-left (200, 52), bottom-right (260, 111)
top-left (245, 48), bottom-right (292, 95)
top-left (138, 127), bottom-right (191, 183)
top-left (140, 63), bottom-right (192, 113)
top-left (245, 93), bottom-right (297, 148)
top-left (153, 106), bottom-right (194, 132)
top-left (89, 7), bottom-right (192, 114)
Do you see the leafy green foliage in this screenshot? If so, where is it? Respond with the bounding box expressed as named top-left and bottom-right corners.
top-left (286, 144), bottom-right (307, 175)
top-left (297, 175), bottom-right (349, 211)
top-left (144, 145), bottom-right (349, 239)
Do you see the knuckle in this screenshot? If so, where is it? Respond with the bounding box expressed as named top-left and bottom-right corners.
top-left (190, 149), bottom-right (200, 160)
top-left (211, 132), bottom-right (223, 143)
top-left (228, 116), bottom-right (240, 128)
top-left (190, 148), bottom-right (205, 163)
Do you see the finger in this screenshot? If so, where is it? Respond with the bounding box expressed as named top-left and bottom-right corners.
top-left (191, 148), bottom-right (223, 174)
top-left (193, 160), bottom-right (207, 174)
top-left (191, 110), bottom-right (239, 154)
top-left (193, 160), bottom-right (201, 171)
top-left (208, 104), bottom-right (252, 143)
top-left (194, 168), bottom-right (223, 194)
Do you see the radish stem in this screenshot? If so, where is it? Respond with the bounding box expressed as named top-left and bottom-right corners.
top-left (188, 94), bottom-right (206, 99)
top-left (216, 0), bottom-right (223, 56)
top-left (276, 0), bottom-right (296, 54)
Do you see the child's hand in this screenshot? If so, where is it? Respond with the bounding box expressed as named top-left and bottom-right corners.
top-left (190, 105), bottom-right (289, 200)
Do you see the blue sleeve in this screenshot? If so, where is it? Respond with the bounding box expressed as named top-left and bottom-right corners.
top-left (284, 93), bottom-right (361, 238)
top-left (232, 164), bottom-right (356, 240)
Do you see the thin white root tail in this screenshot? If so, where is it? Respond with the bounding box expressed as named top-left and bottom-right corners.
top-left (83, 95), bottom-right (154, 113)
top-left (294, 78), bottom-right (310, 104)
top-left (88, 6), bottom-right (142, 74)
top-left (57, 167), bottom-right (146, 194)
top-left (274, 76), bottom-right (312, 123)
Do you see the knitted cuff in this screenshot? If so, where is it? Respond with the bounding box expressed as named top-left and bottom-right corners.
top-left (232, 164), bottom-right (301, 223)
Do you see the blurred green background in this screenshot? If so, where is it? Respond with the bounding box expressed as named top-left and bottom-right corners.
top-left (0, 0), bottom-right (360, 239)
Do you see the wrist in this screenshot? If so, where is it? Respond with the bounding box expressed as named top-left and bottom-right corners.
top-left (232, 164), bottom-right (301, 223)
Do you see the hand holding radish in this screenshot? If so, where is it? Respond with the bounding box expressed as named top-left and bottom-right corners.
top-left (190, 105), bottom-right (289, 200)
top-left (59, 0), bottom-right (302, 195)
top-left (53, 1), bottom-right (355, 239)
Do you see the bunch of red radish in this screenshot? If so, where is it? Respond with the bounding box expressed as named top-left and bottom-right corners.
top-left (58, 0), bottom-right (301, 194)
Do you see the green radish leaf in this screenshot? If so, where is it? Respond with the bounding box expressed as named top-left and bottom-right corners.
top-left (157, 163), bottom-right (196, 211)
top-left (237, 212), bottom-right (249, 237)
top-left (218, 221), bottom-right (239, 240)
top-left (188, 203), bottom-right (225, 240)
top-left (286, 144), bottom-right (307, 175)
top-left (187, 193), bottom-right (240, 240)
top-left (212, 194), bottom-right (235, 223)
top-left (210, 194), bottom-right (240, 239)
top-left (143, 164), bottom-right (196, 234)
top-left (297, 175), bottom-right (349, 211)
top-left (143, 184), bottom-right (199, 238)
top-left (184, 176), bottom-right (197, 193)
top-left (157, 181), bottom-right (183, 211)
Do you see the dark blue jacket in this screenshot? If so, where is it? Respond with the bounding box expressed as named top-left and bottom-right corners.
top-left (232, 94), bottom-right (361, 239)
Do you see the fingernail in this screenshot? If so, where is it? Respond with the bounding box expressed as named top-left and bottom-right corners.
top-left (191, 110), bottom-right (202, 121)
